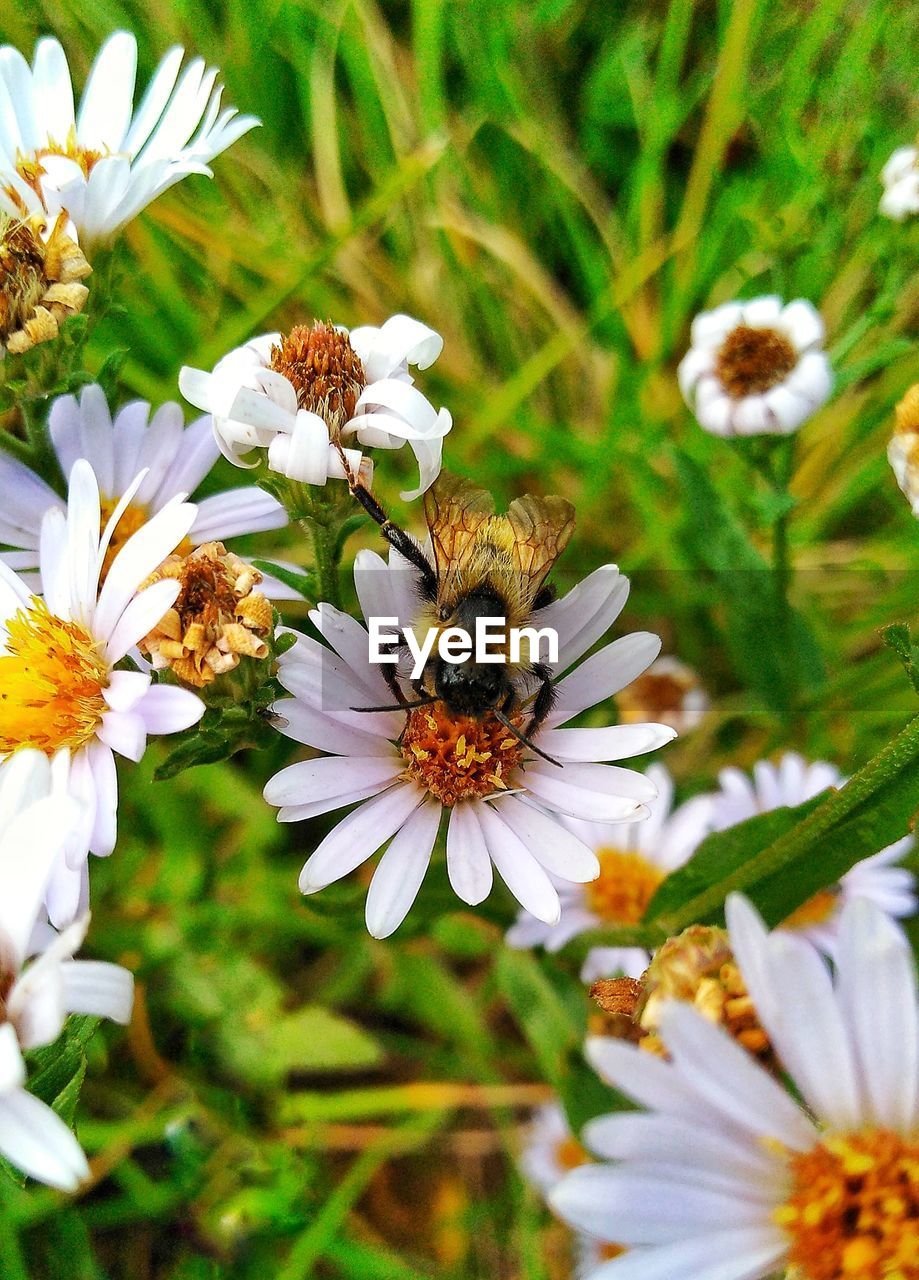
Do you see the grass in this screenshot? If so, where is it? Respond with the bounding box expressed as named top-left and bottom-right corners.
top-left (1, 0), bottom-right (917, 1275)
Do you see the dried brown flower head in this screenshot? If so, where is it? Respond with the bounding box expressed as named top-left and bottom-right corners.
top-left (0, 211), bottom-right (90, 354)
top-left (269, 321), bottom-right (366, 432)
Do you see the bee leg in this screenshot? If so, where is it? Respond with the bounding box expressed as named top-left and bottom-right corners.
top-left (527, 663), bottom-right (557, 735)
top-left (333, 441), bottom-right (438, 600)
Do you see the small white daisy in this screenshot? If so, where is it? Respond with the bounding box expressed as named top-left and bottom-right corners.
top-left (0, 459), bottom-right (204, 926)
top-left (711, 753), bottom-right (916, 953)
top-left (888, 384), bottom-right (919, 517)
top-left (0, 749), bottom-right (133, 1191)
top-left (507, 766), bottom-right (713, 982)
top-left (0, 32), bottom-right (258, 247)
top-left (551, 893), bottom-right (919, 1280)
top-left (880, 145), bottom-right (919, 221)
top-left (263, 557), bottom-right (672, 937)
top-left (616, 656), bottom-right (709, 737)
top-left (678, 296), bottom-right (832, 437)
top-left (179, 314), bottom-right (452, 500)
top-left (520, 1102), bottom-right (589, 1198)
top-left (0, 383), bottom-right (288, 591)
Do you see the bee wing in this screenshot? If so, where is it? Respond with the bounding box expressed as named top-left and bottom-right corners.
top-left (424, 472), bottom-right (495, 607)
top-left (505, 494), bottom-right (576, 595)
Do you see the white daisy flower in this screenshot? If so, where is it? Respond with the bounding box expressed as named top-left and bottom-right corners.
top-left (178, 315), bottom-right (453, 500)
top-left (263, 557), bottom-right (672, 937)
top-left (0, 459), bottom-right (205, 926)
top-left (880, 145), bottom-right (919, 221)
top-left (678, 296), bottom-right (832, 437)
top-left (0, 32), bottom-right (258, 247)
top-left (616, 656), bottom-right (709, 737)
top-left (551, 893), bottom-right (919, 1280)
top-left (0, 383), bottom-right (288, 592)
top-left (507, 766), bottom-right (713, 982)
top-left (712, 753), bottom-right (916, 953)
top-left (888, 384), bottom-right (919, 517)
top-left (520, 1101), bottom-right (589, 1198)
top-left (0, 749), bottom-right (133, 1191)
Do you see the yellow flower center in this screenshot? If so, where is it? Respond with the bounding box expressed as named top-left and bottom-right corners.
top-left (716, 324), bottom-right (797, 398)
top-left (775, 1130), bottom-right (919, 1280)
top-left (269, 321), bottom-right (366, 432)
top-left (0, 598), bottom-right (108, 755)
top-left (554, 1135), bottom-right (588, 1172)
top-left (782, 887), bottom-right (840, 931)
top-left (400, 703), bottom-right (523, 806)
top-left (587, 848), bottom-right (665, 924)
top-left (15, 130), bottom-right (105, 191)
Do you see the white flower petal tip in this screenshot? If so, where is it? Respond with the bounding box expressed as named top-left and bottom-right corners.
top-left (680, 294), bottom-right (832, 437)
top-left (263, 547), bottom-right (674, 935)
top-left (880, 146), bottom-right (919, 221)
top-left (181, 315), bottom-right (448, 496)
top-left (0, 33), bottom-right (258, 245)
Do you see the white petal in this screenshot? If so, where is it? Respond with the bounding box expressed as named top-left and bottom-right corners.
top-left (491, 795), bottom-right (599, 881)
top-left (476, 803), bottom-right (560, 923)
top-left (365, 798), bottom-right (441, 938)
top-left (298, 783), bottom-right (425, 893)
top-left (549, 633), bottom-right (662, 727)
top-left (61, 959), bottom-right (134, 1024)
top-left (540, 724), bottom-right (676, 762)
top-left (264, 756), bottom-right (404, 808)
top-left (0, 1088), bottom-right (89, 1191)
top-left (135, 685), bottom-right (205, 736)
top-left (445, 802), bottom-right (493, 905)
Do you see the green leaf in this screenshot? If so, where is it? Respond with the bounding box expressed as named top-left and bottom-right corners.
top-left (26, 1017), bottom-right (99, 1126)
top-left (882, 622), bottom-right (919, 696)
top-left (252, 559), bottom-right (316, 601)
top-left (219, 1006), bottom-right (383, 1087)
top-left (645, 793), bottom-right (828, 921)
top-left (494, 949), bottom-right (578, 1089)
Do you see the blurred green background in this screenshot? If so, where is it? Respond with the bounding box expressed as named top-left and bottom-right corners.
top-left (1, 0), bottom-right (917, 1276)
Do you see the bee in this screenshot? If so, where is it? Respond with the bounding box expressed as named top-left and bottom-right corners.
top-left (340, 460), bottom-right (575, 763)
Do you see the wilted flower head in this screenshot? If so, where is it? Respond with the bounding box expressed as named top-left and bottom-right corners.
top-left (888, 384), bottom-right (919, 517)
top-left (879, 145), bottom-right (919, 221)
top-left (0, 32), bottom-right (258, 247)
top-left (179, 314), bottom-right (453, 500)
top-left (679, 295), bottom-right (832, 437)
top-left (140, 541), bottom-right (273, 688)
top-left (0, 210), bottom-right (89, 355)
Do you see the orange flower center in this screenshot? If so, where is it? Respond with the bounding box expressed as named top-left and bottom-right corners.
top-left (782, 887), bottom-right (840, 931)
top-left (554, 1135), bottom-right (588, 1172)
top-left (587, 848), bottom-right (665, 924)
top-left (269, 321), bottom-right (366, 432)
top-left (0, 598), bottom-right (108, 755)
top-left (98, 496), bottom-right (193, 583)
top-left (775, 1130), bottom-right (919, 1280)
top-left (15, 131), bottom-right (105, 192)
top-left (716, 324), bottom-right (797, 398)
top-left (400, 703), bottom-right (523, 806)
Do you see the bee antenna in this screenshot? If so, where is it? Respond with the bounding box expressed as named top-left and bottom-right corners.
top-left (493, 707), bottom-right (563, 768)
top-left (351, 696), bottom-right (440, 713)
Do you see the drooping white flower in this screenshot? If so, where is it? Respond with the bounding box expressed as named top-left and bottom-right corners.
top-left (880, 145), bottom-right (919, 221)
top-left (0, 383), bottom-right (289, 593)
top-left (0, 32), bottom-right (258, 247)
top-left (0, 750), bottom-right (133, 1190)
top-left (0, 459), bottom-right (204, 926)
top-left (678, 296), bottom-right (832, 437)
top-left (551, 894), bottom-right (919, 1280)
top-left (507, 766), bottom-right (712, 982)
top-left (520, 1101), bottom-right (589, 1198)
top-left (263, 557), bottom-right (671, 937)
top-left (179, 315), bottom-right (452, 500)
top-left (711, 753), bottom-right (916, 953)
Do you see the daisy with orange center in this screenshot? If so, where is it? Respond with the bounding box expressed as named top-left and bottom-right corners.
top-left (0, 460), bottom-right (204, 926)
top-left (263, 555), bottom-right (672, 938)
top-left (507, 766), bottom-right (712, 982)
top-left (0, 383), bottom-right (291, 596)
top-left (551, 894), bottom-right (919, 1280)
top-left (179, 314), bottom-right (453, 499)
top-left (712, 753), bottom-right (916, 954)
top-left (678, 295), bottom-right (832, 437)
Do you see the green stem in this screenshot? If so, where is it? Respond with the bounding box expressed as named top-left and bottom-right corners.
top-left (305, 514), bottom-right (343, 610)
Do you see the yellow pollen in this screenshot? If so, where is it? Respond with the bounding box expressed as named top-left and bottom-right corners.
top-left (587, 847), bottom-right (665, 925)
top-left (554, 1135), bottom-right (589, 1172)
top-left (400, 702), bottom-right (524, 806)
top-left (269, 320), bottom-right (366, 432)
top-left (782, 887), bottom-right (840, 931)
top-left (776, 1130), bottom-right (919, 1280)
top-left (716, 324), bottom-right (797, 398)
top-left (14, 130), bottom-right (106, 194)
top-left (0, 598), bottom-right (107, 755)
